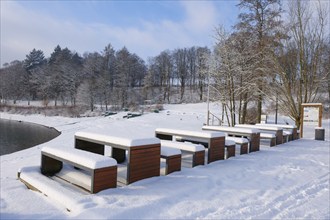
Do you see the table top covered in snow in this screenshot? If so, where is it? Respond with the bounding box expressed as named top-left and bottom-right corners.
top-left (75, 131), bottom-right (160, 149)
top-left (156, 128), bottom-right (225, 139)
top-left (202, 125), bottom-right (259, 135)
top-left (235, 124), bottom-right (282, 131)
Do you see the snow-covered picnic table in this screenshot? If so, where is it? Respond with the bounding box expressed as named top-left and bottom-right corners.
top-left (256, 123), bottom-right (298, 140)
top-left (235, 124), bottom-right (284, 145)
top-left (155, 128), bottom-right (225, 163)
top-left (202, 126), bottom-right (260, 152)
top-left (74, 131), bottom-right (161, 185)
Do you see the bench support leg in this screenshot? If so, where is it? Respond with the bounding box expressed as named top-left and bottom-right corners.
top-left (226, 145), bottom-right (235, 159)
top-left (41, 154), bottom-right (63, 175)
top-left (92, 166), bottom-right (117, 193)
top-left (162, 155), bottom-right (181, 175)
top-left (240, 143), bottom-right (249, 154)
top-left (192, 151), bottom-right (205, 167)
top-left (270, 138), bottom-right (276, 147)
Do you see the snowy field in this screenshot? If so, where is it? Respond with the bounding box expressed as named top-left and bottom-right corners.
top-left (0, 103), bottom-right (329, 219)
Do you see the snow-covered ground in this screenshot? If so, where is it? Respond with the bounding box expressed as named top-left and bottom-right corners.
top-left (1, 103), bottom-right (329, 219)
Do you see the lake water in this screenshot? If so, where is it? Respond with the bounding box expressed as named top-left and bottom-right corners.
top-left (0, 119), bottom-right (60, 156)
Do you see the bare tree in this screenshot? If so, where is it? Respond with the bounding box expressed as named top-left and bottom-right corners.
top-left (173, 48), bottom-right (189, 102)
top-left (235, 0), bottom-right (284, 123)
top-left (196, 47), bottom-right (211, 101)
top-left (274, 0), bottom-right (329, 127)
top-left (0, 61), bottom-right (26, 104)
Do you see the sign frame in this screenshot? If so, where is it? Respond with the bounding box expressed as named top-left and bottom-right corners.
top-left (300, 103), bottom-right (323, 138)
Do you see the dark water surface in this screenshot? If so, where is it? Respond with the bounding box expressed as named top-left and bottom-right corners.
top-left (0, 119), bottom-right (60, 155)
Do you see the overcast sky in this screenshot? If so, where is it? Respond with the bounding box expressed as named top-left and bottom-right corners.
top-left (0, 0), bottom-right (239, 66)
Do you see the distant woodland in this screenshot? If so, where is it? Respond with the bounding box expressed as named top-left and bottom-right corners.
top-left (1, 0), bottom-right (329, 127)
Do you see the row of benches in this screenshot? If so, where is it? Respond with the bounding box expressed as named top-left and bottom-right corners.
top-left (28, 123), bottom-right (298, 194)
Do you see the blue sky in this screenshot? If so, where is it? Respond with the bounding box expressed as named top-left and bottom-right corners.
top-left (1, 0), bottom-right (240, 66)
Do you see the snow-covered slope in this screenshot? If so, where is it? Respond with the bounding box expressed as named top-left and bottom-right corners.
top-left (1, 103), bottom-right (329, 219)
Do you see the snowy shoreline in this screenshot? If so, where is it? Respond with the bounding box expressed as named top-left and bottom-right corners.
top-left (1, 103), bottom-right (329, 219)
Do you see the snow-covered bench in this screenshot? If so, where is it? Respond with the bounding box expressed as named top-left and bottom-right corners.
top-left (40, 146), bottom-right (117, 193)
top-left (260, 133), bottom-right (276, 146)
top-left (161, 140), bottom-right (205, 167)
top-left (225, 136), bottom-right (249, 155)
top-left (202, 126), bottom-right (260, 153)
top-left (283, 130), bottom-right (291, 143)
top-left (155, 128), bottom-right (225, 164)
top-left (172, 136), bottom-right (235, 160)
top-left (161, 146), bottom-right (182, 175)
top-left (74, 131), bottom-right (160, 185)
top-left (235, 124), bottom-right (283, 145)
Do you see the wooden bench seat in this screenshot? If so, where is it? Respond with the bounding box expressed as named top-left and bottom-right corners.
top-left (224, 136), bottom-right (249, 155)
top-left (160, 146), bottom-right (181, 175)
top-left (74, 131), bottom-right (160, 185)
top-left (161, 140), bottom-right (205, 167)
top-left (41, 146), bottom-right (117, 193)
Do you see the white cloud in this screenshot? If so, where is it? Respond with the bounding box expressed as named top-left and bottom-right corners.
top-left (181, 1), bottom-right (218, 33)
top-left (0, 1), bottom-right (221, 66)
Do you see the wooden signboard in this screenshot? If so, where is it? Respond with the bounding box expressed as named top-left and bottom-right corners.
top-left (300, 103), bottom-right (323, 138)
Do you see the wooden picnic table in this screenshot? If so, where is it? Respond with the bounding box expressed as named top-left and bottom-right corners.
top-left (74, 131), bottom-right (160, 185)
